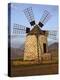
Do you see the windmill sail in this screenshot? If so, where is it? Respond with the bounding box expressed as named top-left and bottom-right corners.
top-left (13, 24), bottom-right (26, 34)
top-left (23, 7), bottom-right (35, 26)
top-left (48, 30), bottom-right (58, 40)
top-left (38, 10), bottom-right (51, 27)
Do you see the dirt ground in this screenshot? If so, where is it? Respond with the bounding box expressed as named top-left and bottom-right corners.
top-left (10, 62), bottom-right (58, 77)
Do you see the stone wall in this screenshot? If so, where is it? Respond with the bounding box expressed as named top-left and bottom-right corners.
top-left (24, 35), bottom-right (38, 60)
top-left (24, 35), bottom-right (48, 61)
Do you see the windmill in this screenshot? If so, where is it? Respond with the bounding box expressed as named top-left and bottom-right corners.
top-left (13, 7), bottom-right (57, 62)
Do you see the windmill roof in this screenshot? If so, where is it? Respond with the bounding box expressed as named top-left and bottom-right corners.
top-left (27, 25), bottom-right (48, 36)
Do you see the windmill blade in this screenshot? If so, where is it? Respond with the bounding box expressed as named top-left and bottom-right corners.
top-left (42, 12), bottom-right (51, 24)
top-left (13, 24), bottom-right (26, 34)
top-left (38, 10), bottom-right (52, 27)
top-left (23, 7), bottom-right (35, 26)
top-left (48, 30), bottom-right (58, 40)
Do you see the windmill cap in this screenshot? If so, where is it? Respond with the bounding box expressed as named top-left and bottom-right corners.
top-left (27, 25), bottom-right (48, 36)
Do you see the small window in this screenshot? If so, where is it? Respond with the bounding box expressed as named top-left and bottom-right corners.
top-left (43, 43), bottom-right (46, 53)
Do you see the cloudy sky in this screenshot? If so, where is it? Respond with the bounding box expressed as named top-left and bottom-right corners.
top-left (9, 3), bottom-right (58, 48)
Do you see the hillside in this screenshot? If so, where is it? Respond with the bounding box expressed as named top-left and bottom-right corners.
top-left (48, 42), bottom-right (58, 60)
top-left (11, 48), bottom-right (24, 59)
top-left (48, 42), bottom-right (58, 53)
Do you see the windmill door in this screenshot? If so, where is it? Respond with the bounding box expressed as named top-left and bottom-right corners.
top-left (43, 43), bottom-right (46, 53)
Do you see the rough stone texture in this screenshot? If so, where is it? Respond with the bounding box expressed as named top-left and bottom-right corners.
top-left (24, 35), bottom-right (38, 60)
top-left (41, 53), bottom-right (51, 61)
top-left (24, 34), bottom-right (48, 61)
top-left (38, 35), bottom-right (48, 54)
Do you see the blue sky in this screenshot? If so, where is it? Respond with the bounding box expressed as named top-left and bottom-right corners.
top-left (10, 3), bottom-right (58, 48)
